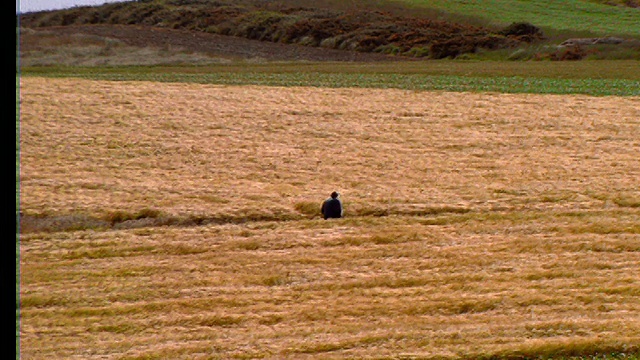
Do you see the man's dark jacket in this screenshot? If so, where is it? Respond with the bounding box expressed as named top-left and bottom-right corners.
top-left (321, 197), bottom-right (343, 219)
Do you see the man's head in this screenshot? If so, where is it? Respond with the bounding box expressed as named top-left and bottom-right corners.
top-left (331, 191), bottom-right (339, 199)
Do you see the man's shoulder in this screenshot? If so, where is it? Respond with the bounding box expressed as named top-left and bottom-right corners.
top-left (327, 198), bottom-right (341, 207)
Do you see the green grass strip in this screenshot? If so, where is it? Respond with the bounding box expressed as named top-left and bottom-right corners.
top-left (20, 67), bottom-right (640, 96)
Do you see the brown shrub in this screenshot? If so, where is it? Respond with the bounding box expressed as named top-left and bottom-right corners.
top-left (550, 45), bottom-right (589, 61)
top-left (499, 22), bottom-right (544, 42)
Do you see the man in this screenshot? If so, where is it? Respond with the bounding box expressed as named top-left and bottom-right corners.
top-left (321, 191), bottom-right (343, 220)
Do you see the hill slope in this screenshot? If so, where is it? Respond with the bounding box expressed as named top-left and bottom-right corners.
top-left (19, 24), bottom-right (401, 65)
top-left (399, 0), bottom-right (640, 37)
top-left (18, 0), bottom-right (640, 64)
top-left (18, 0), bottom-right (544, 60)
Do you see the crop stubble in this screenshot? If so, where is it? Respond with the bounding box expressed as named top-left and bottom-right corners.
top-left (19, 77), bottom-right (640, 217)
top-left (19, 77), bottom-right (640, 359)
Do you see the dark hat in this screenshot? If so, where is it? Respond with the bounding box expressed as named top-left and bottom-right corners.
top-left (331, 191), bottom-right (339, 198)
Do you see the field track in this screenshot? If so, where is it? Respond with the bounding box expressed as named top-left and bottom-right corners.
top-left (19, 77), bottom-right (640, 359)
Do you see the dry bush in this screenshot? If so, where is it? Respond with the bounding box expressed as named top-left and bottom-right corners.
top-left (498, 22), bottom-right (545, 42)
top-left (549, 45), bottom-right (591, 61)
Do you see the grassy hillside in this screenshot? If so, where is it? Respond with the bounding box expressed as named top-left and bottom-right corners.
top-left (20, 0), bottom-right (639, 38)
top-left (20, 0), bottom-right (640, 64)
top-left (17, 0), bottom-right (542, 60)
top-left (399, 0), bottom-right (640, 37)
top-left (18, 0), bottom-right (640, 61)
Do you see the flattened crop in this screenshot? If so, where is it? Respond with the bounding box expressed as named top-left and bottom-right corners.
top-left (18, 77), bottom-right (640, 359)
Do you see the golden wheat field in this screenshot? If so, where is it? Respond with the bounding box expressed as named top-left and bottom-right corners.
top-left (19, 77), bottom-right (640, 359)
